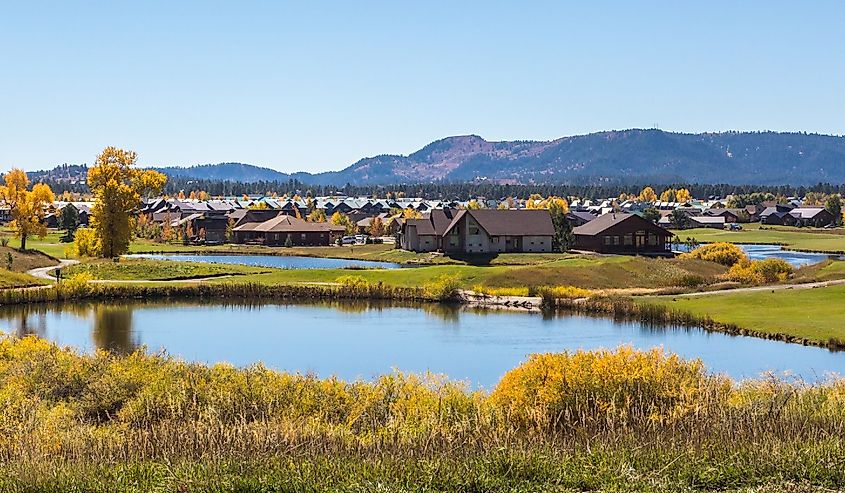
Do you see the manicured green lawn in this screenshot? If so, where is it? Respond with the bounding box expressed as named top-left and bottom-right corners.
top-left (671, 224), bottom-right (845, 253)
top-left (644, 285), bottom-right (845, 344)
top-left (62, 258), bottom-right (271, 281)
top-left (2, 230), bottom-right (69, 258)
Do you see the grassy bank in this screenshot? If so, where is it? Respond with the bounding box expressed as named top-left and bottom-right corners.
top-left (2, 338), bottom-right (845, 491)
top-left (62, 258), bottom-right (271, 281)
top-left (0, 279), bottom-right (431, 307)
top-left (642, 285), bottom-right (845, 346)
top-left (672, 224), bottom-right (845, 253)
top-left (203, 255), bottom-right (726, 291)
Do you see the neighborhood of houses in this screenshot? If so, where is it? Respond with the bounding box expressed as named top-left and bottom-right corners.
top-left (5, 193), bottom-right (839, 256)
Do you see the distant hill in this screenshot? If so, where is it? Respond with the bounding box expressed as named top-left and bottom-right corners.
top-left (29, 130), bottom-right (845, 186)
top-left (149, 163), bottom-right (295, 183)
top-left (310, 130), bottom-right (845, 186)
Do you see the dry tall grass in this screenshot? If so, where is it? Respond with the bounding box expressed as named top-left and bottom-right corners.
top-left (2, 337), bottom-right (845, 490)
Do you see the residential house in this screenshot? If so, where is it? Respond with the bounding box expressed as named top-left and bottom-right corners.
top-left (566, 211), bottom-right (597, 227)
top-left (400, 209), bottom-right (459, 252)
top-left (760, 206), bottom-right (797, 226)
top-left (703, 208), bottom-right (742, 223)
top-left (440, 210), bottom-right (555, 254)
top-left (689, 216), bottom-right (726, 229)
top-left (232, 214), bottom-right (345, 246)
top-left (789, 208), bottom-right (836, 227)
top-left (573, 213), bottom-right (673, 255)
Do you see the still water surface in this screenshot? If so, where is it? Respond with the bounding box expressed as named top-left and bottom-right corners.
top-left (3, 301), bottom-right (843, 388)
top-left (126, 253), bottom-right (405, 270)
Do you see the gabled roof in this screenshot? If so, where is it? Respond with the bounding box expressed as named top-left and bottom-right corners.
top-left (403, 208), bottom-right (460, 236)
top-left (442, 209), bottom-right (555, 237)
top-left (567, 211), bottom-right (597, 222)
top-left (690, 216), bottom-right (725, 225)
top-left (789, 207), bottom-right (830, 219)
top-left (573, 212), bottom-right (672, 237)
top-left (233, 214), bottom-right (344, 233)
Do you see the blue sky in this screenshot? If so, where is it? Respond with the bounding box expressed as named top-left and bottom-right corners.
top-left (2, 1), bottom-right (843, 172)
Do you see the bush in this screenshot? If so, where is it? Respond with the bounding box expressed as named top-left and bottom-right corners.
top-left (424, 275), bottom-right (460, 300)
top-left (56, 272), bottom-right (94, 298)
top-left (491, 347), bottom-right (716, 427)
top-left (680, 242), bottom-right (747, 266)
top-left (72, 228), bottom-right (101, 257)
top-left (723, 258), bottom-right (794, 285)
top-left (335, 275), bottom-right (369, 289)
top-left (531, 285), bottom-right (593, 300)
top-left (471, 285), bottom-right (529, 297)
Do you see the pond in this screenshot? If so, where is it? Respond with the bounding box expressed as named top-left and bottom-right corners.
top-left (125, 253), bottom-right (406, 270)
top-left (674, 243), bottom-right (837, 267)
top-left (3, 300), bottom-right (843, 388)
top-left (739, 244), bottom-right (842, 267)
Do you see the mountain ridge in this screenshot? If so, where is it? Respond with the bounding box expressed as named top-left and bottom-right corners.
top-left (31, 129), bottom-right (845, 186)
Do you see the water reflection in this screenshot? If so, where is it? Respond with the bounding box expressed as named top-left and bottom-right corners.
top-left (92, 306), bottom-right (136, 354)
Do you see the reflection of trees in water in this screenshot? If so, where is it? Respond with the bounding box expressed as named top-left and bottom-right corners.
top-left (0, 304), bottom-right (49, 338)
top-left (92, 306), bottom-right (137, 354)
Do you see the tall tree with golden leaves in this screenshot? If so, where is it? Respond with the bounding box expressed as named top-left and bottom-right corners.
top-left (638, 186), bottom-right (657, 203)
top-left (0, 169), bottom-right (54, 251)
top-left (88, 147), bottom-right (166, 258)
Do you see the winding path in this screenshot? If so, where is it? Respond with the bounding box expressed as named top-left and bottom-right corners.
top-left (651, 278), bottom-right (845, 298)
top-left (26, 259), bottom-right (80, 281)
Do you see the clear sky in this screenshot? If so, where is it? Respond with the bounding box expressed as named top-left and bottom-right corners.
top-left (2, 1), bottom-right (844, 173)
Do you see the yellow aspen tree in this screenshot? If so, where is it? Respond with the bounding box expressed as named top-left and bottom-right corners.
top-left (88, 147), bottom-right (166, 257)
top-left (639, 186), bottom-right (657, 202)
top-left (0, 168), bottom-right (54, 251)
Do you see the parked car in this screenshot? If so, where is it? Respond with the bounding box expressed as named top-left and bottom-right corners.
top-left (341, 236), bottom-right (356, 245)
top-left (728, 223), bottom-right (743, 231)
top-left (354, 234), bottom-right (368, 244)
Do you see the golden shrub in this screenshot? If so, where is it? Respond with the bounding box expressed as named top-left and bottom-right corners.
top-left (533, 285), bottom-right (593, 299)
top-left (491, 347), bottom-right (713, 426)
top-left (471, 285), bottom-right (530, 297)
top-left (680, 242), bottom-right (747, 266)
top-left (723, 258), bottom-right (793, 284)
top-left (424, 275), bottom-right (460, 300)
top-left (72, 227), bottom-right (101, 257)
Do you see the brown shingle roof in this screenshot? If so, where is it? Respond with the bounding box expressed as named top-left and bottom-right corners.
top-left (573, 212), bottom-right (671, 236)
top-left (234, 215), bottom-right (343, 233)
top-left (443, 209), bottom-right (555, 237)
top-left (405, 218), bottom-right (437, 236)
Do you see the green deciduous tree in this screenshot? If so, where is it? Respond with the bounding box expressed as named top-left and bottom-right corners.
top-left (825, 195), bottom-right (842, 226)
top-left (549, 200), bottom-right (573, 252)
top-left (58, 205), bottom-right (80, 242)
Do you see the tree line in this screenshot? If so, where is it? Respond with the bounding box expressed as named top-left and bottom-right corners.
top-left (36, 175), bottom-right (845, 203)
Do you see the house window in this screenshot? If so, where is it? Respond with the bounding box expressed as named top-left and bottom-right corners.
top-left (493, 236), bottom-right (499, 243)
top-left (604, 236), bottom-right (612, 245)
top-left (613, 236), bottom-right (621, 245)
top-left (469, 226), bottom-right (479, 235)
top-left (623, 234), bottom-right (633, 246)
top-left (301, 233), bottom-right (306, 239)
top-left (648, 233), bottom-right (657, 246)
